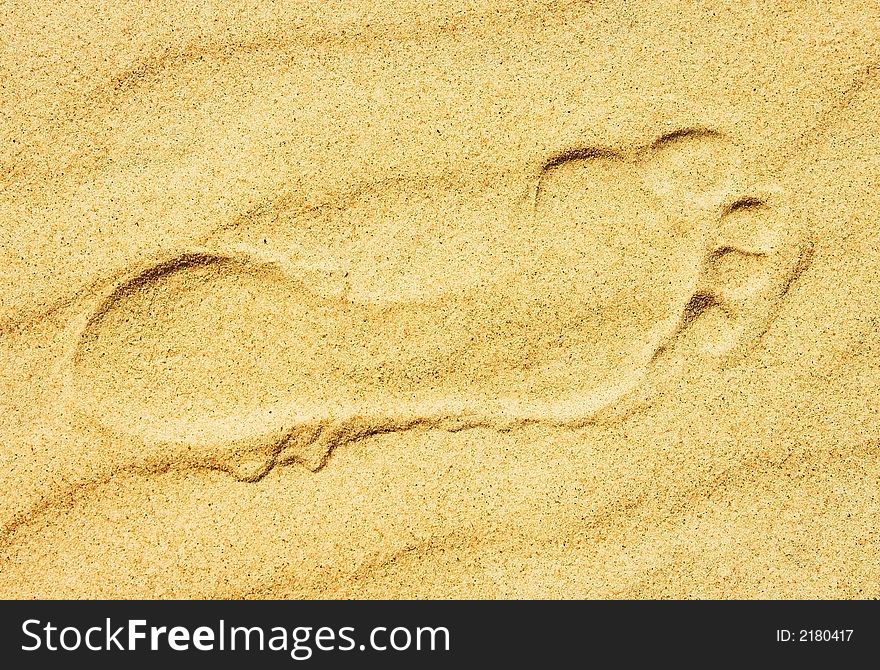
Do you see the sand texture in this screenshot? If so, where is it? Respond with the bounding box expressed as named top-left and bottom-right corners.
top-left (1, 1), bottom-right (879, 598)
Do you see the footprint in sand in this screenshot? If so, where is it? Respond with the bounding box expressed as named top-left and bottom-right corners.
top-left (66, 129), bottom-right (810, 481)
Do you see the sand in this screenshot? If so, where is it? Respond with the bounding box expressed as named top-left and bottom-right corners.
top-left (0, 0), bottom-right (878, 598)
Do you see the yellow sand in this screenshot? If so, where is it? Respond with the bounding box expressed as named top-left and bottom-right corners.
top-left (1, 0), bottom-right (879, 598)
